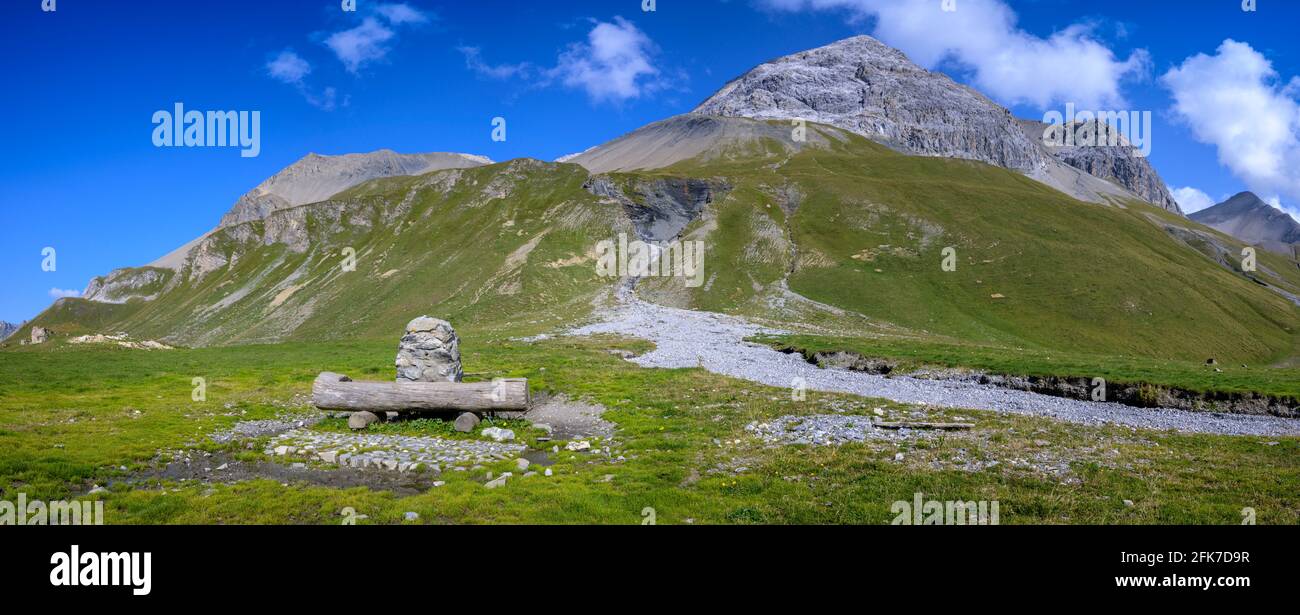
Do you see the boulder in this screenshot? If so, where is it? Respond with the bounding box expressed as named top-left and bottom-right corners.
top-left (31, 327), bottom-right (50, 345)
top-left (454, 412), bottom-right (481, 433)
top-left (349, 411), bottom-right (380, 430)
top-left (395, 316), bottom-right (462, 383)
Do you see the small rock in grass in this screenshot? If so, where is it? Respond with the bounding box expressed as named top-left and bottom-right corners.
top-left (274, 446), bottom-right (290, 456)
top-left (485, 475), bottom-right (509, 489)
top-left (454, 412), bottom-right (481, 433)
top-left (88, 485), bottom-right (107, 495)
top-left (432, 481), bottom-right (446, 487)
top-left (531, 422), bottom-right (554, 435)
top-left (516, 458), bottom-right (531, 471)
top-left (349, 411), bottom-right (380, 430)
top-left (481, 427), bottom-right (515, 442)
top-left (894, 452), bottom-right (905, 462)
top-left (1123, 499), bottom-right (1135, 507)
top-left (404, 512), bottom-right (420, 521)
top-left (544, 468), bottom-right (553, 477)
top-left (566, 441), bottom-right (591, 452)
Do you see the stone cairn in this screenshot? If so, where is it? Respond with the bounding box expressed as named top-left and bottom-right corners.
top-left (349, 317), bottom-right (462, 430)
top-left (348, 316), bottom-right (477, 431)
top-left (396, 316), bottom-right (463, 383)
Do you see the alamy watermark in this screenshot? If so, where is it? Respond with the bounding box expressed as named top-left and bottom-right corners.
top-left (1, 493), bottom-right (105, 525)
top-left (50, 545), bottom-right (151, 596)
top-left (595, 233), bottom-right (705, 288)
top-left (152, 103), bottom-right (261, 158)
top-left (1041, 103), bottom-right (1152, 158)
top-left (891, 492), bottom-right (1000, 525)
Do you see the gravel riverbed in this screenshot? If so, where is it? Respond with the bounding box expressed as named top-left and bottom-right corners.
top-left (570, 298), bottom-right (1300, 437)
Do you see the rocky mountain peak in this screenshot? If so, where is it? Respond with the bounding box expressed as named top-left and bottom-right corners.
top-left (1190, 192), bottom-right (1300, 254)
top-left (695, 34), bottom-right (1047, 174)
top-left (1021, 119), bottom-right (1181, 213)
top-left (695, 35), bottom-right (1182, 212)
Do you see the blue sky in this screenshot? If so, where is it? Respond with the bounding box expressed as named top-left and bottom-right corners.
top-left (3, 0), bottom-right (1299, 324)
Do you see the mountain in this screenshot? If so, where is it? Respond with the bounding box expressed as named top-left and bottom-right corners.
top-left (218, 150), bottom-right (491, 228)
top-left (78, 150), bottom-right (493, 306)
top-left (1190, 192), bottom-right (1300, 255)
top-left (18, 38), bottom-right (1300, 363)
top-left (0, 321), bottom-right (19, 341)
top-left (693, 35), bottom-right (1180, 212)
top-left (23, 119), bottom-right (1300, 362)
top-left (40, 159), bottom-right (624, 347)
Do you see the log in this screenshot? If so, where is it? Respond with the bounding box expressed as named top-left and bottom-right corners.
top-left (312, 372), bottom-right (529, 413)
top-left (874, 422), bottom-right (974, 431)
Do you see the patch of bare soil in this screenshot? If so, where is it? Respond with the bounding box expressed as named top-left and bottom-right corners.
top-left (527, 393), bottom-right (614, 440)
top-left (126, 451), bottom-right (441, 496)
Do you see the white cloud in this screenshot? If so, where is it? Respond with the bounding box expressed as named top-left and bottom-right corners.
top-left (548, 17), bottom-right (661, 104)
top-left (459, 46), bottom-right (534, 80)
top-left (325, 17), bottom-right (396, 74)
top-left (1171, 186), bottom-right (1217, 214)
top-left (265, 50), bottom-right (337, 110)
top-left (375, 3), bottom-right (430, 25)
top-left (49, 288), bottom-right (81, 299)
top-left (1162, 40), bottom-right (1300, 219)
top-left (758, 0), bottom-right (1148, 109)
top-left (266, 50), bottom-right (311, 85)
top-left (304, 86), bottom-right (339, 111)
top-left (324, 4), bottom-right (431, 74)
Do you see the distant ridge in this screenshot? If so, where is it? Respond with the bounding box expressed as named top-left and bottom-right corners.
top-left (1190, 191), bottom-right (1300, 255)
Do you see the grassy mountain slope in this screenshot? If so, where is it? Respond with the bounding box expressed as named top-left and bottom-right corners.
top-left (24, 160), bottom-right (627, 347)
top-left (633, 125), bottom-right (1299, 363)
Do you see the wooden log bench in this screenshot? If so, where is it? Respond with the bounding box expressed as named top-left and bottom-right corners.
top-left (312, 372), bottom-right (530, 417)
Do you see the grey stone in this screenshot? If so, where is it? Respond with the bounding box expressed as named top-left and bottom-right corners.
top-left (515, 458), bottom-right (530, 471)
top-left (481, 427), bottom-right (515, 442)
top-left (349, 411), bottom-right (380, 430)
top-left (404, 511), bottom-right (420, 521)
top-left (454, 412), bottom-right (481, 433)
